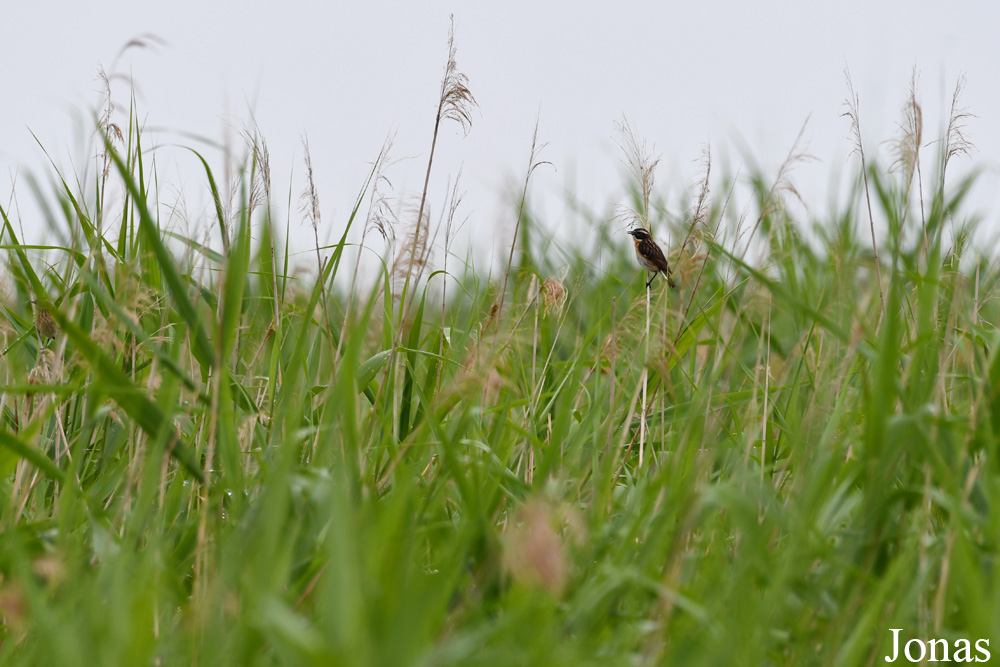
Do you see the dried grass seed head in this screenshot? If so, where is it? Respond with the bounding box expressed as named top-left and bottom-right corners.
top-left (842, 69), bottom-right (865, 158)
top-left (299, 135), bottom-right (321, 232)
top-left (889, 68), bottom-right (923, 177)
top-left (439, 16), bottom-right (479, 135)
top-left (944, 75), bottom-right (975, 166)
top-left (391, 198), bottom-right (431, 289)
top-left (95, 66), bottom-right (125, 182)
top-left (614, 117), bottom-right (660, 228)
top-left (28, 349), bottom-right (57, 385)
top-left (244, 127), bottom-right (272, 215)
top-left (364, 136), bottom-right (400, 244)
top-left (540, 276), bottom-right (567, 317)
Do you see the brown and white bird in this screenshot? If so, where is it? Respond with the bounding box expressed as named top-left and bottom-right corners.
top-left (627, 228), bottom-right (676, 289)
top-left (31, 300), bottom-right (59, 342)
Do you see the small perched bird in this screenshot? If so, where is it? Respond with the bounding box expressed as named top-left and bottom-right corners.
top-left (628, 228), bottom-right (676, 289)
top-left (31, 300), bottom-right (59, 342)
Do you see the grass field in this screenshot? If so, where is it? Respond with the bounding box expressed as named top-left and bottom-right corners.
top-left (0, 46), bottom-right (997, 665)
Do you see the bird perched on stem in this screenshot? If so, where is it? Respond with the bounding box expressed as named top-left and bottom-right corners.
top-left (31, 300), bottom-right (59, 342)
top-left (627, 228), bottom-right (676, 289)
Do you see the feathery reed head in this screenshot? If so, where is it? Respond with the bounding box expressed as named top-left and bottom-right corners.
top-left (614, 117), bottom-right (660, 228)
top-left (245, 127), bottom-right (272, 216)
top-left (392, 198), bottom-right (431, 290)
top-left (944, 75), bottom-right (975, 168)
top-left (890, 68), bottom-right (923, 178)
top-left (842, 69), bottom-right (864, 159)
top-left (540, 276), bottom-right (567, 317)
top-left (299, 134), bottom-right (321, 233)
top-left (363, 135), bottom-right (399, 244)
top-left (438, 16), bottom-right (478, 135)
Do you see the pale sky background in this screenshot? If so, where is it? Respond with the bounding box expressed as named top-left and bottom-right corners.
top-left (2, 1), bottom-right (998, 275)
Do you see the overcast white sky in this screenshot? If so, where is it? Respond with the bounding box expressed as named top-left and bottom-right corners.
top-left (3, 1), bottom-right (998, 271)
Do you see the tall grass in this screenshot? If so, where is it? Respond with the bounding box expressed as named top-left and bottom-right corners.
top-left (0, 43), bottom-right (996, 666)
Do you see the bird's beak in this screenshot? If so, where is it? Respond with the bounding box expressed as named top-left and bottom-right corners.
top-left (627, 229), bottom-right (637, 236)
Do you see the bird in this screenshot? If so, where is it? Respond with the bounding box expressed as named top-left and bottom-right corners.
top-left (31, 300), bottom-right (59, 342)
top-left (627, 227), bottom-right (676, 289)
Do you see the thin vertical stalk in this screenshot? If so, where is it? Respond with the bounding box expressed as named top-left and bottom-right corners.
top-left (640, 284), bottom-right (649, 469)
top-left (844, 71), bottom-right (886, 316)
